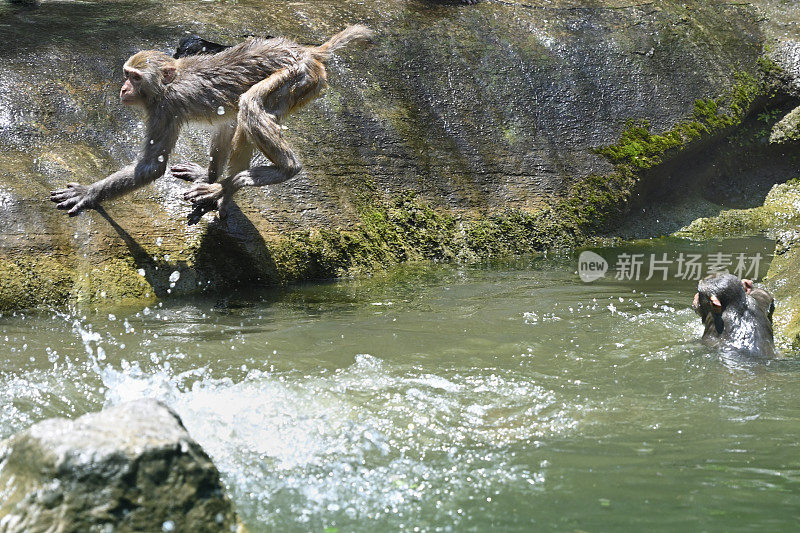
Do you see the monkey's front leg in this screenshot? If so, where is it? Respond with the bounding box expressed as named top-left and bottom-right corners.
top-left (171, 122), bottom-right (236, 184)
top-left (50, 163), bottom-right (140, 216)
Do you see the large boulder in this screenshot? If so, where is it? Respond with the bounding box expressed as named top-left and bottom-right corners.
top-left (0, 399), bottom-right (238, 532)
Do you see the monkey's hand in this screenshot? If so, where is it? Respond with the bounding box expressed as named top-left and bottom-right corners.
top-left (171, 162), bottom-right (209, 183)
top-left (184, 182), bottom-right (225, 225)
top-left (50, 183), bottom-right (96, 216)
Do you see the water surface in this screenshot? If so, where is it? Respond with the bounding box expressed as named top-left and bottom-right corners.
top-left (2, 237), bottom-right (799, 531)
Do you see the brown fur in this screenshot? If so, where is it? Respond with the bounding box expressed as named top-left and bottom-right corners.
top-left (50, 25), bottom-right (373, 222)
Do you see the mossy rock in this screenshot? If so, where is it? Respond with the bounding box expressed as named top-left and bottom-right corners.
top-left (770, 105), bottom-right (800, 144)
top-left (0, 0), bottom-right (798, 311)
top-left (674, 179), bottom-right (800, 240)
top-left (767, 229), bottom-right (800, 349)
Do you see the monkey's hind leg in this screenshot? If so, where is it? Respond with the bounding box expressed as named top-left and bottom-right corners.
top-left (185, 125), bottom-right (253, 225)
top-left (184, 68), bottom-right (312, 222)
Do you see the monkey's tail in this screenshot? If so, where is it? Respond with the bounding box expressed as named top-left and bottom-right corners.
top-left (312, 25), bottom-right (374, 61)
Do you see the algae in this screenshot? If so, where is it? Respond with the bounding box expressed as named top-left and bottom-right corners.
top-left (675, 178), bottom-right (800, 240)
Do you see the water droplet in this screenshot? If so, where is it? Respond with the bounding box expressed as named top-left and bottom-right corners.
top-left (217, 106), bottom-right (225, 115)
top-left (158, 155), bottom-right (165, 163)
top-left (155, 237), bottom-right (163, 247)
top-left (162, 521), bottom-right (175, 532)
top-left (108, 314), bottom-right (116, 321)
top-left (97, 347), bottom-right (106, 361)
top-left (138, 268), bottom-right (146, 277)
top-left (149, 139), bottom-right (154, 145)
top-left (169, 270), bottom-right (180, 283)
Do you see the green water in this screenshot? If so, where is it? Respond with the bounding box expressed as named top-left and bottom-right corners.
top-left (2, 237), bottom-right (799, 531)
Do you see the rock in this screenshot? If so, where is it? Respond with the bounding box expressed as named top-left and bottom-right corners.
top-left (770, 105), bottom-right (800, 144)
top-left (0, 399), bottom-right (238, 533)
top-left (766, 229), bottom-right (800, 349)
top-left (770, 40), bottom-right (800, 97)
top-left (674, 179), bottom-right (800, 240)
top-left (0, 0), bottom-right (798, 310)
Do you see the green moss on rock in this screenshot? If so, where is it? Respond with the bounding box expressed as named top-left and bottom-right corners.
top-left (593, 72), bottom-right (766, 171)
top-left (72, 258), bottom-right (154, 304)
top-left (767, 229), bottom-right (800, 349)
top-left (675, 178), bottom-right (800, 239)
top-left (0, 257), bottom-right (73, 312)
top-left (267, 192), bottom-right (459, 283)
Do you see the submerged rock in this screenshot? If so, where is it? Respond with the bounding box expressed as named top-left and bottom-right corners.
top-left (0, 399), bottom-right (238, 532)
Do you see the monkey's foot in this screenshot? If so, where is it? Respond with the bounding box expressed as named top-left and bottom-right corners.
top-left (50, 182), bottom-right (94, 216)
top-left (187, 202), bottom-right (215, 225)
top-left (184, 182), bottom-right (224, 204)
top-left (184, 181), bottom-right (229, 225)
top-left (171, 162), bottom-right (209, 183)
top-left (186, 198), bottom-right (230, 226)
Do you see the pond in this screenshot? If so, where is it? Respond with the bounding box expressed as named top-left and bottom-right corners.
top-left (2, 236), bottom-right (798, 532)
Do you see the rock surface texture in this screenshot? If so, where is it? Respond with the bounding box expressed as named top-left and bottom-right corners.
top-left (0, 0), bottom-right (798, 310)
top-left (0, 399), bottom-right (238, 532)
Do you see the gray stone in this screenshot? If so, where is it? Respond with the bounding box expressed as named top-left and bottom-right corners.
top-left (0, 399), bottom-right (238, 533)
top-left (770, 105), bottom-right (800, 144)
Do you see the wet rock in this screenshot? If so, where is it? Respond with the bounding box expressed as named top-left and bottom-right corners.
top-left (674, 179), bottom-right (800, 240)
top-left (770, 106), bottom-right (800, 144)
top-left (766, 229), bottom-right (800, 349)
top-left (0, 0), bottom-right (798, 309)
top-left (0, 399), bottom-right (238, 532)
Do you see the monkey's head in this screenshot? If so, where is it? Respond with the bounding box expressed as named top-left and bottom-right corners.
top-left (694, 273), bottom-right (747, 315)
top-left (121, 51), bottom-right (177, 106)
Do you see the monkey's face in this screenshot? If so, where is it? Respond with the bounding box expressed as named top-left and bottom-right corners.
top-left (696, 273), bottom-right (746, 315)
top-left (120, 67), bottom-right (145, 106)
top-left (121, 51), bottom-right (178, 106)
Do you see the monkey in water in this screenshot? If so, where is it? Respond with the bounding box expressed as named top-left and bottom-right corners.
top-left (692, 273), bottom-right (776, 359)
top-left (51, 25), bottom-right (373, 224)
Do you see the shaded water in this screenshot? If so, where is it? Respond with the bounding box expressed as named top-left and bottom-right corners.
top-left (2, 237), bottom-right (799, 531)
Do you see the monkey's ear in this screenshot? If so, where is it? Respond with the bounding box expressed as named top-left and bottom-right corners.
top-left (710, 295), bottom-right (723, 314)
top-left (742, 279), bottom-right (753, 294)
top-left (162, 66), bottom-right (177, 84)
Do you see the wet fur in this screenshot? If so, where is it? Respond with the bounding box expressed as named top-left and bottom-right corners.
top-left (50, 25), bottom-right (373, 220)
